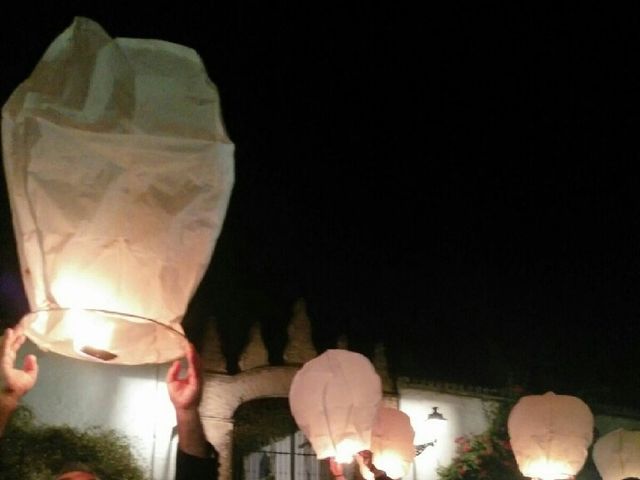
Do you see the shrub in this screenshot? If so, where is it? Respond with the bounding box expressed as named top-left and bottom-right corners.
top-left (0, 406), bottom-right (147, 480)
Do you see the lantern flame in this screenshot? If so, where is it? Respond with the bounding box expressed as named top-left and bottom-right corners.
top-left (334, 439), bottom-right (363, 463)
top-left (524, 459), bottom-right (574, 479)
top-left (52, 271), bottom-right (123, 313)
top-left (508, 393), bottom-right (594, 480)
top-left (67, 309), bottom-right (115, 356)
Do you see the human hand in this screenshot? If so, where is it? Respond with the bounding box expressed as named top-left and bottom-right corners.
top-left (355, 453), bottom-right (375, 480)
top-left (166, 342), bottom-right (202, 413)
top-left (358, 450), bottom-right (373, 468)
top-left (1, 326), bottom-right (38, 402)
top-left (328, 457), bottom-right (345, 478)
top-left (357, 450), bottom-right (384, 479)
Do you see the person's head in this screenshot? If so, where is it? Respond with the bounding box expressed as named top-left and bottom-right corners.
top-left (55, 463), bottom-right (99, 480)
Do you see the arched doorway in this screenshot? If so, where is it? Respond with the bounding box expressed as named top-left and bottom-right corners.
top-left (233, 398), bottom-right (328, 480)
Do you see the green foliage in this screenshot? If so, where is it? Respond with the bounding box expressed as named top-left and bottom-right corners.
top-left (435, 392), bottom-right (604, 480)
top-left (0, 406), bottom-right (147, 480)
top-left (437, 399), bottom-right (524, 480)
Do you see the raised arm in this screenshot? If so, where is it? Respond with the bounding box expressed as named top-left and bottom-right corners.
top-left (0, 326), bottom-right (38, 435)
top-left (167, 342), bottom-right (217, 479)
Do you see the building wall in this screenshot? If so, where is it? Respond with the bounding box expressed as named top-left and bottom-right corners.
top-left (398, 387), bottom-right (494, 480)
top-left (18, 340), bottom-right (177, 480)
top-left (397, 383), bottom-right (640, 480)
top-left (16, 330), bottom-right (640, 480)
top-left (199, 366), bottom-right (300, 480)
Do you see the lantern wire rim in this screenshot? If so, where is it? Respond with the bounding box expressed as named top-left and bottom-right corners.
top-left (28, 307), bottom-right (187, 338)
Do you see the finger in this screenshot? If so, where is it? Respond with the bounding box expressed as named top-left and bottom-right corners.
top-left (1, 329), bottom-right (16, 373)
top-left (185, 344), bottom-right (196, 376)
top-left (21, 355), bottom-right (39, 389)
top-left (186, 343), bottom-right (202, 380)
top-left (166, 359), bottom-right (182, 383)
top-left (186, 342), bottom-right (196, 365)
top-left (13, 321), bottom-right (25, 335)
top-left (9, 325), bottom-right (25, 349)
top-left (1, 328), bottom-right (14, 352)
top-left (23, 354), bottom-right (38, 378)
top-left (11, 333), bottom-right (26, 353)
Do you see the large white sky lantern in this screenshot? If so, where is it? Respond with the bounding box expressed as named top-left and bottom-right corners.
top-left (289, 349), bottom-right (383, 462)
top-left (593, 429), bottom-right (640, 480)
top-left (507, 392), bottom-right (594, 480)
top-left (1, 17), bottom-right (234, 364)
top-left (369, 407), bottom-right (416, 480)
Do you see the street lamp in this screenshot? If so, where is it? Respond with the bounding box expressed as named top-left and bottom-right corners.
top-left (414, 406), bottom-right (447, 455)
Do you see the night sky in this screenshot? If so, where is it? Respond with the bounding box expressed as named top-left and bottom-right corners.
top-left (1, 5), bottom-right (638, 408)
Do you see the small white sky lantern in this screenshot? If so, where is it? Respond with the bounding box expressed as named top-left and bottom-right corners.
top-left (369, 407), bottom-right (416, 479)
top-left (2, 17), bottom-right (234, 364)
top-left (289, 349), bottom-right (383, 462)
top-left (507, 392), bottom-right (594, 480)
top-left (593, 428), bottom-right (640, 480)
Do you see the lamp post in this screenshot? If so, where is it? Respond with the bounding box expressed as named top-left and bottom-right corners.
top-left (414, 406), bottom-right (447, 456)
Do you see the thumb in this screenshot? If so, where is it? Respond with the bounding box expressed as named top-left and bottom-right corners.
top-left (166, 360), bottom-right (181, 383)
top-left (23, 354), bottom-right (38, 377)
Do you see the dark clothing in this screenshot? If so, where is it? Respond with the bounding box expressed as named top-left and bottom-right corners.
top-left (176, 444), bottom-right (218, 480)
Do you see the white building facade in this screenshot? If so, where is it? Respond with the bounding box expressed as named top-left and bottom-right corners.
top-left (16, 302), bottom-right (640, 480)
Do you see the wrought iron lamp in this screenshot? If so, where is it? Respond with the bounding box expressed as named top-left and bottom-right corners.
top-left (414, 407), bottom-right (447, 455)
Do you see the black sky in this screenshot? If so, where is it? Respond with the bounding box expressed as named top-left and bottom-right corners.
top-left (1, 4), bottom-right (639, 408)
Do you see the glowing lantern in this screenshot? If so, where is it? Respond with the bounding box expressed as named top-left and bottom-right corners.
top-left (369, 407), bottom-right (416, 479)
top-left (593, 429), bottom-right (640, 480)
top-left (507, 392), bottom-right (594, 480)
top-left (289, 349), bottom-right (382, 461)
top-left (2, 17), bottom-right (234, 364)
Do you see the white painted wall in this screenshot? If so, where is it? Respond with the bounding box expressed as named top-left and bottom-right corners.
top-left (17, 338), bottom-right (640, 480)
top-left (398, 388), bottom-right (494, 480)
top-left (398, 387), bottom-right (640, 480)
top-left (18, 339), bottom-right (178, 480)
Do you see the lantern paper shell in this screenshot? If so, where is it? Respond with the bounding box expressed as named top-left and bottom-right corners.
top-left (593, 428), bottom-right (640, 480)
top-left (507, 392), bottom-right (594, 480)
top-left (369, 407), bottom-right (416, 480)
top-left (289, 349), bottom-right (382, 460)
top-left (1, 17), bottom-right (234, 364)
